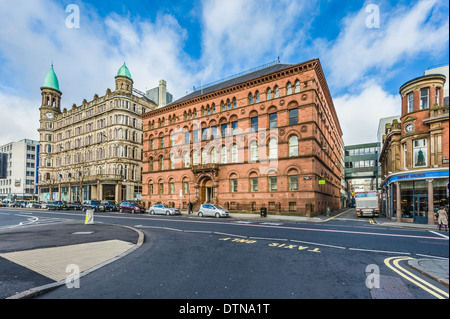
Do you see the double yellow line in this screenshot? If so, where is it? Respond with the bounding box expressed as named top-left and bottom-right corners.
top-left (384, 256), bottom-right (449, 299)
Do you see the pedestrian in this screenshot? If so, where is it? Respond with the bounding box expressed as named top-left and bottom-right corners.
top-left (436, 206), bottom-right (448, 232)
top-left (188, 201), bottom-right (193, 215)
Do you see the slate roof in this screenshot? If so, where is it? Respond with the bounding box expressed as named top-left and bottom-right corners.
top-left (169, 63), bottom-right (294, 106)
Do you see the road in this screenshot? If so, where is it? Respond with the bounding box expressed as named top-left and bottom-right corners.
top-left (0, 207), bottom-right (448, 300)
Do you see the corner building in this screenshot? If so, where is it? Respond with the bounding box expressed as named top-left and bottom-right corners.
top-left (379, 70), bottom-right (449, 224)
top-left (141, 59), bottom-right (344, 216)
top-left (38, 63), bottom-right (157, 202)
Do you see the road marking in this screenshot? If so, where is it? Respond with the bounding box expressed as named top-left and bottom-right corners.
top-left (350, 248), bottom-right (410, 255)
top-left (428, 230), bottom-right (449, 239)
top-left (290, 239), bottom-right (346, 250)
top-left (214, 232), bottom-right (247, 238)
top-left (384, 256), bottom-right (449, 299)
top-left (415, 254), bottom-right (448, 260)
top-left (249, 236), bottom-right (288, 241)
top-left (322, 208), bottom-right (352, 222)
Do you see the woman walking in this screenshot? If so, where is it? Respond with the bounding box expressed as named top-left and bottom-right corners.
top-left (436, 206), bottom-right (448, 232)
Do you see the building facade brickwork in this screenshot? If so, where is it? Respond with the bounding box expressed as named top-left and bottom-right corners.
top-left (141, 59), bottom-right (344, 216)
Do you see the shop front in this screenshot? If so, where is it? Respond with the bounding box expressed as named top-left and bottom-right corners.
top-left (381, 169), bottom-right (449, 224)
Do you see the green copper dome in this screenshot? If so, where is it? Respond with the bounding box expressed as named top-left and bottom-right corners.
top-left (42, 64), bottom-right (60, 91)
top-left (116, 62), bottom-right (132, 79)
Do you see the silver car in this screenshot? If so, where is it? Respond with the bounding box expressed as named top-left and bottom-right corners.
top-left (149, 204), bottom-right (181, 216)
top-left (198, 204), bottom-right (229, 218)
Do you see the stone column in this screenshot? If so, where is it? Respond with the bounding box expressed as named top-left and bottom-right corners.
top-left (396, 182), bottom-right (401, 222)
top-left (427, 179), bottom-right (434, 225)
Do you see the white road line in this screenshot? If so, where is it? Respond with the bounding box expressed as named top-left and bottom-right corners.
top-left (428, 230), bottom-right (449, 239)
top-left (162, 227), bottom-right (183, 232)
top-left (349, 248), bottom-right (411, 255)
top-left (416, 254), bottom-right (448, 260)
top-left (183, 230), bottom-right (212, 234)
top-left (249, 237), bottom-right (288, 241)
top-left (290, 239), bottom-right (346, 250)
top-left (214, 232), bottom-right (247, 238)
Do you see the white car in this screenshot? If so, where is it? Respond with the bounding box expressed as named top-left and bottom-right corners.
top-left (149, 204), bottom-right (181, 216)
top-left (198, 204), bottom-right (229, 218)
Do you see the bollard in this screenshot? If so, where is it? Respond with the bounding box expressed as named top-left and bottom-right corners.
top-left (85, 209), bottom-right (94, 224)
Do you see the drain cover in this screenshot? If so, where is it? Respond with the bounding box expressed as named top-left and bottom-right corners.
top-left (72, 231), bottom-right (94, 235)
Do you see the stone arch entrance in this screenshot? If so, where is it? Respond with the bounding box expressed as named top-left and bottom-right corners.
top-left (200, 178), bottom-right (213, 204)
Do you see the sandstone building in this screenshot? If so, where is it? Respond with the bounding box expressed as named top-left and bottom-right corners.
top-left (141, 59), bottom-right (344, 216)
top-left (37, 63), bottom-right (158, 202)
top-left (379, 69), bottom-right (449, 224)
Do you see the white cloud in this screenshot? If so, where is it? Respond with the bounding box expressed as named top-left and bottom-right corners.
top-left (0, 93), bottom-right (40, 146)
top-left (0, 0), bottom-right (196, 147)
top-left (199, 0), bottom-right (317, 80)
top-left (317, 0), bottom-right (449, 89)
top-left (334, 81), bottom-right (399, 145)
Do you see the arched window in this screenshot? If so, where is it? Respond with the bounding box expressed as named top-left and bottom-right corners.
top-left (232, 144), bottom-right (238, 163)
top-left (255, 91), bottom-right (260, 103)
top-left (221, 147), bottom-right (227, 164)
top-left (295, 80), bottom-right (301, 93)
top-left (269, 139), bottom-right (278, 159)
top-left (202, 149), bottom-right (208, 164)
top-left (286, 82), bottom-right (292, 95)
top-left (274, 86), bottom-right (279, 98)
top-left (170, 154), bottom-right (175, 169)
top-left (266, 88), bottom-right (272, 100)
top-left (193, 151), bottom-right (199, 166)
top-left (289, 135), bottom-right (298, 157)
top-left (210, 148), bottom-right (217, 164)
top-left (250, 141), bottom-right (258, 162)
top-left (248, 93), bottom-right (253, 105)
top-left (232, 97), bottom-right (237, 109)
top-left (184, 152), bottom-right (190, 168)
top-left (159, 156), bottom-right (164, 171)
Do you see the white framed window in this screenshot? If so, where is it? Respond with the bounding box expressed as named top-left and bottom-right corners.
top-left (407, 93), bottom-right (414, 113)
top-left (420, 88), bottom-right (429, 109)
top-left (413, 139), bottom-right (427, 168)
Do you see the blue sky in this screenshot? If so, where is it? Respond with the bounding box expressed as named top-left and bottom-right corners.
top-left (0, 0), bottom-right (448, 146)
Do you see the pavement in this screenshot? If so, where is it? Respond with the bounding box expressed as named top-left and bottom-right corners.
top-left (0, 220), bottom-right (144, 299)
top-left (0, 208), bottom-right (447, 299)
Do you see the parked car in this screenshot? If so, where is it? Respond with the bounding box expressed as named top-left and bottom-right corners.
top-left (119, 202), bottom-right (146, 214)
top-left (149, 204), bottom-right (181, 216)
top-left (40, 202), bottom-right (49, 209)
top-left (101, 200), bottom-right (119, 212)
top-left (82, 200), bottom-right (105, 212)
top-left (67, 201), bottom-right (82, 210)
top-left (198, 204), bottom-right (229, 218)
top-left (32, 202), bottom-right (42, 209)
top-left (46, 201), bottom-right (68, 210)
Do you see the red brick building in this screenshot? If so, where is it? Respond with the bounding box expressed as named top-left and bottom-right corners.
top-left (380, 71), bottom-right (449, 224)
top-left (140, 59), bottom-right (344, 216)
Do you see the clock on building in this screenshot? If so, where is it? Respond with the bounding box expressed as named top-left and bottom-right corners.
top-left (405, 124), bottom-right (413, 133)
top-left (45, 112), bottom-right (54, 119)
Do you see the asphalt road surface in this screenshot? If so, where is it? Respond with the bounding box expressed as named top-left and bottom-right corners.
top-left (0, 208), bottom-right (448, 301)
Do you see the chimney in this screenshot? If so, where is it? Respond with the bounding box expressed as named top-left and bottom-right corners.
top-left (158, 79), bottom-right (167, 107)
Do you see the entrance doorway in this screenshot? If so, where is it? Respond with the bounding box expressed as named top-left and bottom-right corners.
top-left (414, 195), bottom-right (428, 224)
top-left (200, 179), bottom-right (213, 204)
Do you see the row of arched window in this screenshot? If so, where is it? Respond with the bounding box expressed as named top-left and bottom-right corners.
top-left (249, 80), bottom-right (301, 105)
top-left (148, 135), bottom-right (299, 171)
top-left (150, 79), bottom-right (301, 128)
